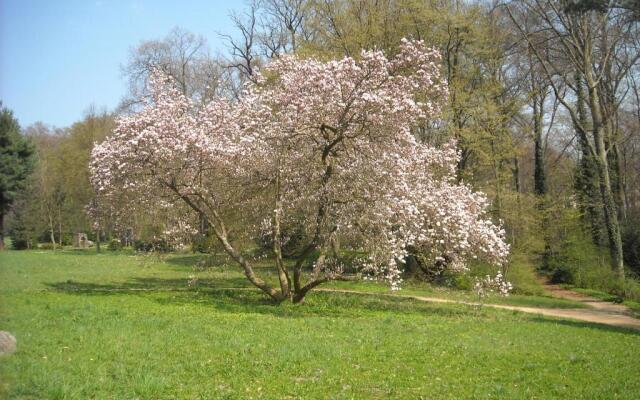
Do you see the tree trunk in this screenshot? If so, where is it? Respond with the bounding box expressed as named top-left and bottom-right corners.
top-left (272, 168), bottom-right (291, 297)
top-left (58, 211), bottom-right (63, 248)
top-left (48, 214), bottom-right (57, 250)
top-left (594, 152), bottom-right (625, 278)
top-left (574, 72), bottom-right (603, 246)
top-left (532, 94), bottom-right (546, 197)
top-left (533, 129), bottom-right (546, 196)
top-left (607, 141), bottom-right (627, 222)
top-left (512, 157), bottom-right (520, 193)
top-left (585, 66), bottom-right (625, 277)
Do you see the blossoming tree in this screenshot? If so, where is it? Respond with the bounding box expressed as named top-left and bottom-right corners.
top-left (90, 39), bottom-right (509, 303)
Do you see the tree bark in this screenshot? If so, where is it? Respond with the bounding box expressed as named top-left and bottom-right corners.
top-left (48, 214), bottom-right (57, 250)
top-left (532, 97), bottom-right (546, 197)
top-left (272, 167), bottom-right (291, 298)
top-left (574, 72), bottom-right (603, 246)
top-left (585, 65), bottom-right (625, 277)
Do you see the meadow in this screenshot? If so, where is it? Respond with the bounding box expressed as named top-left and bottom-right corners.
top-left (1, 250), bottom-right (639, 399)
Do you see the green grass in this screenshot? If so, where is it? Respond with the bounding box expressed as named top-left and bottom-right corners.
top-left (1, 250), bottom-right (639, 399)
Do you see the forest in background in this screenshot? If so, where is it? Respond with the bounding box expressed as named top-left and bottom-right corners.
top-left (4, 0), bottom-right (640, 300)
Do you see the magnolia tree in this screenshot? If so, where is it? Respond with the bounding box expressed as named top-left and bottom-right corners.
top-left (90, 39), bottom-right (509, 303)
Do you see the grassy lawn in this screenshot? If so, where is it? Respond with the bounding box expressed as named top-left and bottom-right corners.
top-left (1, 250), bottom-right (639, 399)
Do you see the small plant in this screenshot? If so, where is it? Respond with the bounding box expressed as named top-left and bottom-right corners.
top-left (187, 274), bottom-right (199, 288)
top-left (474, 271), bottom-right (513, 305)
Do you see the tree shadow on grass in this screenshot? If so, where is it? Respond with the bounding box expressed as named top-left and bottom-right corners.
top-left (524, 314), bottom-right (640, 336)
top-left (45, 277), bottom-right (471, 320)
top-left (46, 276), bottom-right (252, 293)
top-left (164, 254), bottom-right (212, 267)
top-left (165, 253), bottom-right (295, 272)
top-left (162, 289), bottom-right (474, 319)
top-left (45, 278), bottom-right (640, 333)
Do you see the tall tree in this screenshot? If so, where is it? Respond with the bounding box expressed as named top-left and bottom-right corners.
top-left (0, 104), bottom-right (35, 250)
top-left (505, 0), bottom-right (639, 277)
top-left (122, 27), bottom-right (227, 108)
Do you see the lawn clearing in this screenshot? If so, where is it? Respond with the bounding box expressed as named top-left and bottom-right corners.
top-left (1, 250), bottom-right (639, 399)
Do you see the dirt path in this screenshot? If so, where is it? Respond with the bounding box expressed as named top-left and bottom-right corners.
top-left (318, 288), bottom-right (640, 330)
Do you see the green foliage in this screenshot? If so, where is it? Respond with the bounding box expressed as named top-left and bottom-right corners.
top-left (0, 104), bottom-right (35, 249)
top-left (497, 192), bottom-right (545, 255)
top-left (107, 238), bottom-right (123, 251)
top-left (38, 242), bottom-right (55, 250)
top-left (622, 219), bottom-right (640, 275)
top-left (503, 252), bottom-right (547, 296)
top-left (191, 234), bottom-right (213, 253)
top-left (545, 223), bottom-right (607, 285)
top-left (133, 238), bottom-right (173, 253)
top-left (255, 223), bottom-right (308, 258)
top-left (1, 250), bottom-right (639, 399)
top-left (542, 214), bottom-right (640, 303)
top-left (0, 104), bottom-right (35, 214)
top-left (444, 250), bottom-right (545, 297)
top-left (7, 112), bottom-right (114, 249)
top-left (7, 195), bottom-right (33, 250)
top-left (9, 228), bottom-right (29, 250)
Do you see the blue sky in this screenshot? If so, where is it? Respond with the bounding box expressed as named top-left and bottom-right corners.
top-left (0, 0), bottom-right (245, 128)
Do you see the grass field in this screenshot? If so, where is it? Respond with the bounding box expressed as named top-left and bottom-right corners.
top-left (1, 250), bottom-right (639, 399)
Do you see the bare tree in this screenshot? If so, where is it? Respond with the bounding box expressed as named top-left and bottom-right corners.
top-left (504, 0), bottom-right (640, 277)
top-left (121, 27), bottom-right (226, 109)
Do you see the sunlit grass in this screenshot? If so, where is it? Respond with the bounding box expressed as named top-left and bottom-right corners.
top-left (1, 250), bottom-right (639, 399)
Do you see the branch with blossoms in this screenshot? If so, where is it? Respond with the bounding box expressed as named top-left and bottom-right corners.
top-left (474, 271), bottom-right (513, 305)
top-left (90, 38), bottom-right (508, 303)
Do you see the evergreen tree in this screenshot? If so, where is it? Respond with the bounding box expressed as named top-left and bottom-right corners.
top-left (0, 103), bottom-right (35, 250)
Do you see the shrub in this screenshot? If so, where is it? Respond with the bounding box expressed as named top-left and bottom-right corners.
top-left (550, 265), bottom-right (574, 284)
top-left (192, 234), bottom-right (217, 253)
top-left (543, 222), bottom-right (640, 303)
top-left (9, 233), bottom-right (29, 250)
top-left (256, 223), bottom-right (308, 258)
top-left (8, 220), bottom-right (31, 250)
top-left (108, 238), bottom-right (123, 251)
top-left (38, 242), bottom-right (55, 250)
top-left (622, 222), bottom-right (640, 275)
top-left (133, 238), bottom-right (173, 253)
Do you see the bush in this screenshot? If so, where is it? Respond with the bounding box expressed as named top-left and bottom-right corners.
top-left (192, 234), bottom-right (217, 253)
top-left (38, 242), bottom-right (55, 250)
top-left (332, 250), bottom-right (368, 274)
top-left (108, 239), bottom-right (123, 251)
top-left (622, 222), bottom-right (640, 275)
top-left (542, 222), bottom-right (640, 303)
top-left (11, 237), bottom-right (29, 250)
top-left (60, 233), bottom-right (73, 246)
top-left (133, 238), bottom-right (173, 253)
top-left (256, 223), bottom-right (308, 258)
top-left (550, 265), bottom-right (574, 284)
top-left (8, 220), bottom-right (31, 249)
